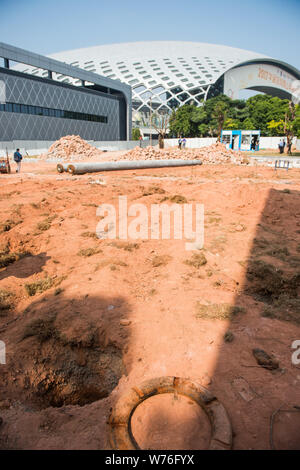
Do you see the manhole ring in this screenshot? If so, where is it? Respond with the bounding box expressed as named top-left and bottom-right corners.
top-left (108, 376), bottom-right (232, 450)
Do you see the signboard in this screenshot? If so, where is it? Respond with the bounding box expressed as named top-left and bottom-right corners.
top-left (224, 63), bottom-right (299, 101)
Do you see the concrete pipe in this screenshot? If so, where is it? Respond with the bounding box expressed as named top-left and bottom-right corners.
top-left (66, 159), bottom-right (202, 175)
top-left (56, 163), bottom-right (69, 173)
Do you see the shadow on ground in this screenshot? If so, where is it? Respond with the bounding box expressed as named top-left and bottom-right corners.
top-left (209, 188), bottom-right (300, 449)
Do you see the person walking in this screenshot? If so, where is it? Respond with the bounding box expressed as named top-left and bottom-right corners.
top-left (13, 148), bottom-right (23, 173)
top-left (178, 136), bottom-right (182, 150)
top-left (182, 137), bottom-right (187, 149)
top-left (278, 140), bottom-right (284, 154)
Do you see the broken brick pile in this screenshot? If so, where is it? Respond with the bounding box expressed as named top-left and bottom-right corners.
top-left (119, 142), bottom-right (249, 164)
top-left (42, 135), bottom-right (102, 161)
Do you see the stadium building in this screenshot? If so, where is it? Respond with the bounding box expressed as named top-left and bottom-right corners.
top-left (48, 41), bottom-right (300, 132)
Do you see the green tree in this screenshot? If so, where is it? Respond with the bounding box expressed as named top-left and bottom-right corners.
top-left (267, 102), bottom-right (300, 153)
top-left (169, 104), bottom-right (198, 137)
top-left (241, 117), bottom-right (256, 130)
top-left (167, 92), bottom-right (296, 139)
top-left (211, 101), bottom-right (229, 141)
top-left (132, 128), bottom-right (141, 140)
top-left (151, 112), bottom-right (169, 149)
top-left (224, 117), bottom-right (241, 130)
top-left (245, 95), bottom-right (289, 135)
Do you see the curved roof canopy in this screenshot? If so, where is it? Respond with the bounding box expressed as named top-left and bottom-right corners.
top-left (48, 41), bottom-right (300, 113)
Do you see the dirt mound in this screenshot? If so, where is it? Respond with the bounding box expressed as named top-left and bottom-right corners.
top-left (41, 135), bottom-right (102, 161)
top-left (121, 142), bottom-right (249, 164)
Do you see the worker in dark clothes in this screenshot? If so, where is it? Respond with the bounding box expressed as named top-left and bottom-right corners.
top-left (13, 148), bottom-right (23, 173)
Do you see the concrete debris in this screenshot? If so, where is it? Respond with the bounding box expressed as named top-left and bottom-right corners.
top-left (88, 179), bottom-right (106, 185)
top-left (252, 348), bottom-right (279, 370)
top-left (41, 135), bottom-right (102, 161)
top-left (118, 142), bottom-right (249, 165)
top-left (41, 136), bottom-right (251, 165)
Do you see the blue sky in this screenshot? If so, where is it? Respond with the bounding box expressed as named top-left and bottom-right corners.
top-left (1, 0), bottom-right (299, 70)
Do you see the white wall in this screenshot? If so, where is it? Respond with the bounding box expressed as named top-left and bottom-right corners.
top-left (259, 136), bottom-right (298, 149)
top-left (164, 137), bottom-right (217, 148)
top-left (165, 136), bottom-right (298, 150)
top-left (0, 136), bottom-right (299, 157)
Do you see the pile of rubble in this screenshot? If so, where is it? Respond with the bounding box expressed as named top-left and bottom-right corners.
top-left (119, 142), bottom-right (249, 164)
top-left (41, 135), bottom-right (102, 161)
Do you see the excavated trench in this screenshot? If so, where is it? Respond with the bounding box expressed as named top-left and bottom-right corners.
top-left (4, 338), bottom-right (125, 410)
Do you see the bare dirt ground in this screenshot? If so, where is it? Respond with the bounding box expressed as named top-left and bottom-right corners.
top-left (0, 154), bottom-right (299, 450)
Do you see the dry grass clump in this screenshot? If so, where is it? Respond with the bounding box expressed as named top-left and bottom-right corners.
top-left (184, 252), bottom-right (207, 268)
top-left (94, 258), bottom-right (128, 271)
top-left (228, 223), bottom-right (246, 232)
top-left (30, 202), bottom-right (41, 209)
top-left (152, 255), bottom-right (172, 267)
top-left (195, 302), bottom-right (245, 320)
top-left (109, 241), bottom-right (139, 252)
top-left (265, 246), bottom-right (289, 261)
top-left (246, 260), bottom-right (299, 299)
top-left (224, 330), bottom-right (234, 342)
top-left (22, 316), bottom-right (59, 342)
top-left (246, 258), bottom-right (300, 324)
top-left (80, 231), bottom-right (98, 239)
top-left (0, 289), bottom-right (14, 313)
top-left (25, 277), bottom-right (54, 296)
top-left (0, 218), bottom-right (22, 233)
top-left (77, 247), bottom-right (102, 257)
top-left (169, 195), bottom-right (187, 204)
top-left (0, 244), bottom-right (29, 268)
top-left (253, 238), bottom-right (290, 261)
top-left (143, 186), bottom-right (166, 196)
top-left (208, 217), bottom-right (222, 224)
top-left (36, 215), bottom-right (57, 232)
top-left (262, 294), bottom-right (300, 325)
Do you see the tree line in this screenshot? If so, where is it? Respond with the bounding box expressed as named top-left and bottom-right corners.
top-left (168, 94), bottom-right (300, 139)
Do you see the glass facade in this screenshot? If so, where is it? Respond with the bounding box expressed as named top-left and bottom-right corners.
top-left (0, 101), bottom-right (108, 123)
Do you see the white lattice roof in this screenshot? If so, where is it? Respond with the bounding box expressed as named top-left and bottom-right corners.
top-left (48, 41), bottom-right (270, 112)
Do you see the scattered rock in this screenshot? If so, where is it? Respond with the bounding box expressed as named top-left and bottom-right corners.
top-left (200, 372), bottom-right (212, 386)
top-left (252, 348), bottom-right (279, 370)
top-left (224, 331), bottom-right (234, 343)
top-left (120, 319), bottom-right (131, 326)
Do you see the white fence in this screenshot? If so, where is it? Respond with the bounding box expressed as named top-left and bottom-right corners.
top-left (164, 136), bottom-right (298, 150)
top-left (0, 136), bottom-right (299, 157)
top-left (164, 137), bottom-right (217, 148)
top-left (259, 136), bottom-right (298, 149)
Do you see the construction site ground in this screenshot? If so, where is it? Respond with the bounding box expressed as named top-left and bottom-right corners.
top-left (0, 152), bottom-right (300, 450)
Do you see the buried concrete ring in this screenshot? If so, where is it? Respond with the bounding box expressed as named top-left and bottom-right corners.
top-left (108, 376), bottom-right (232, 450)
